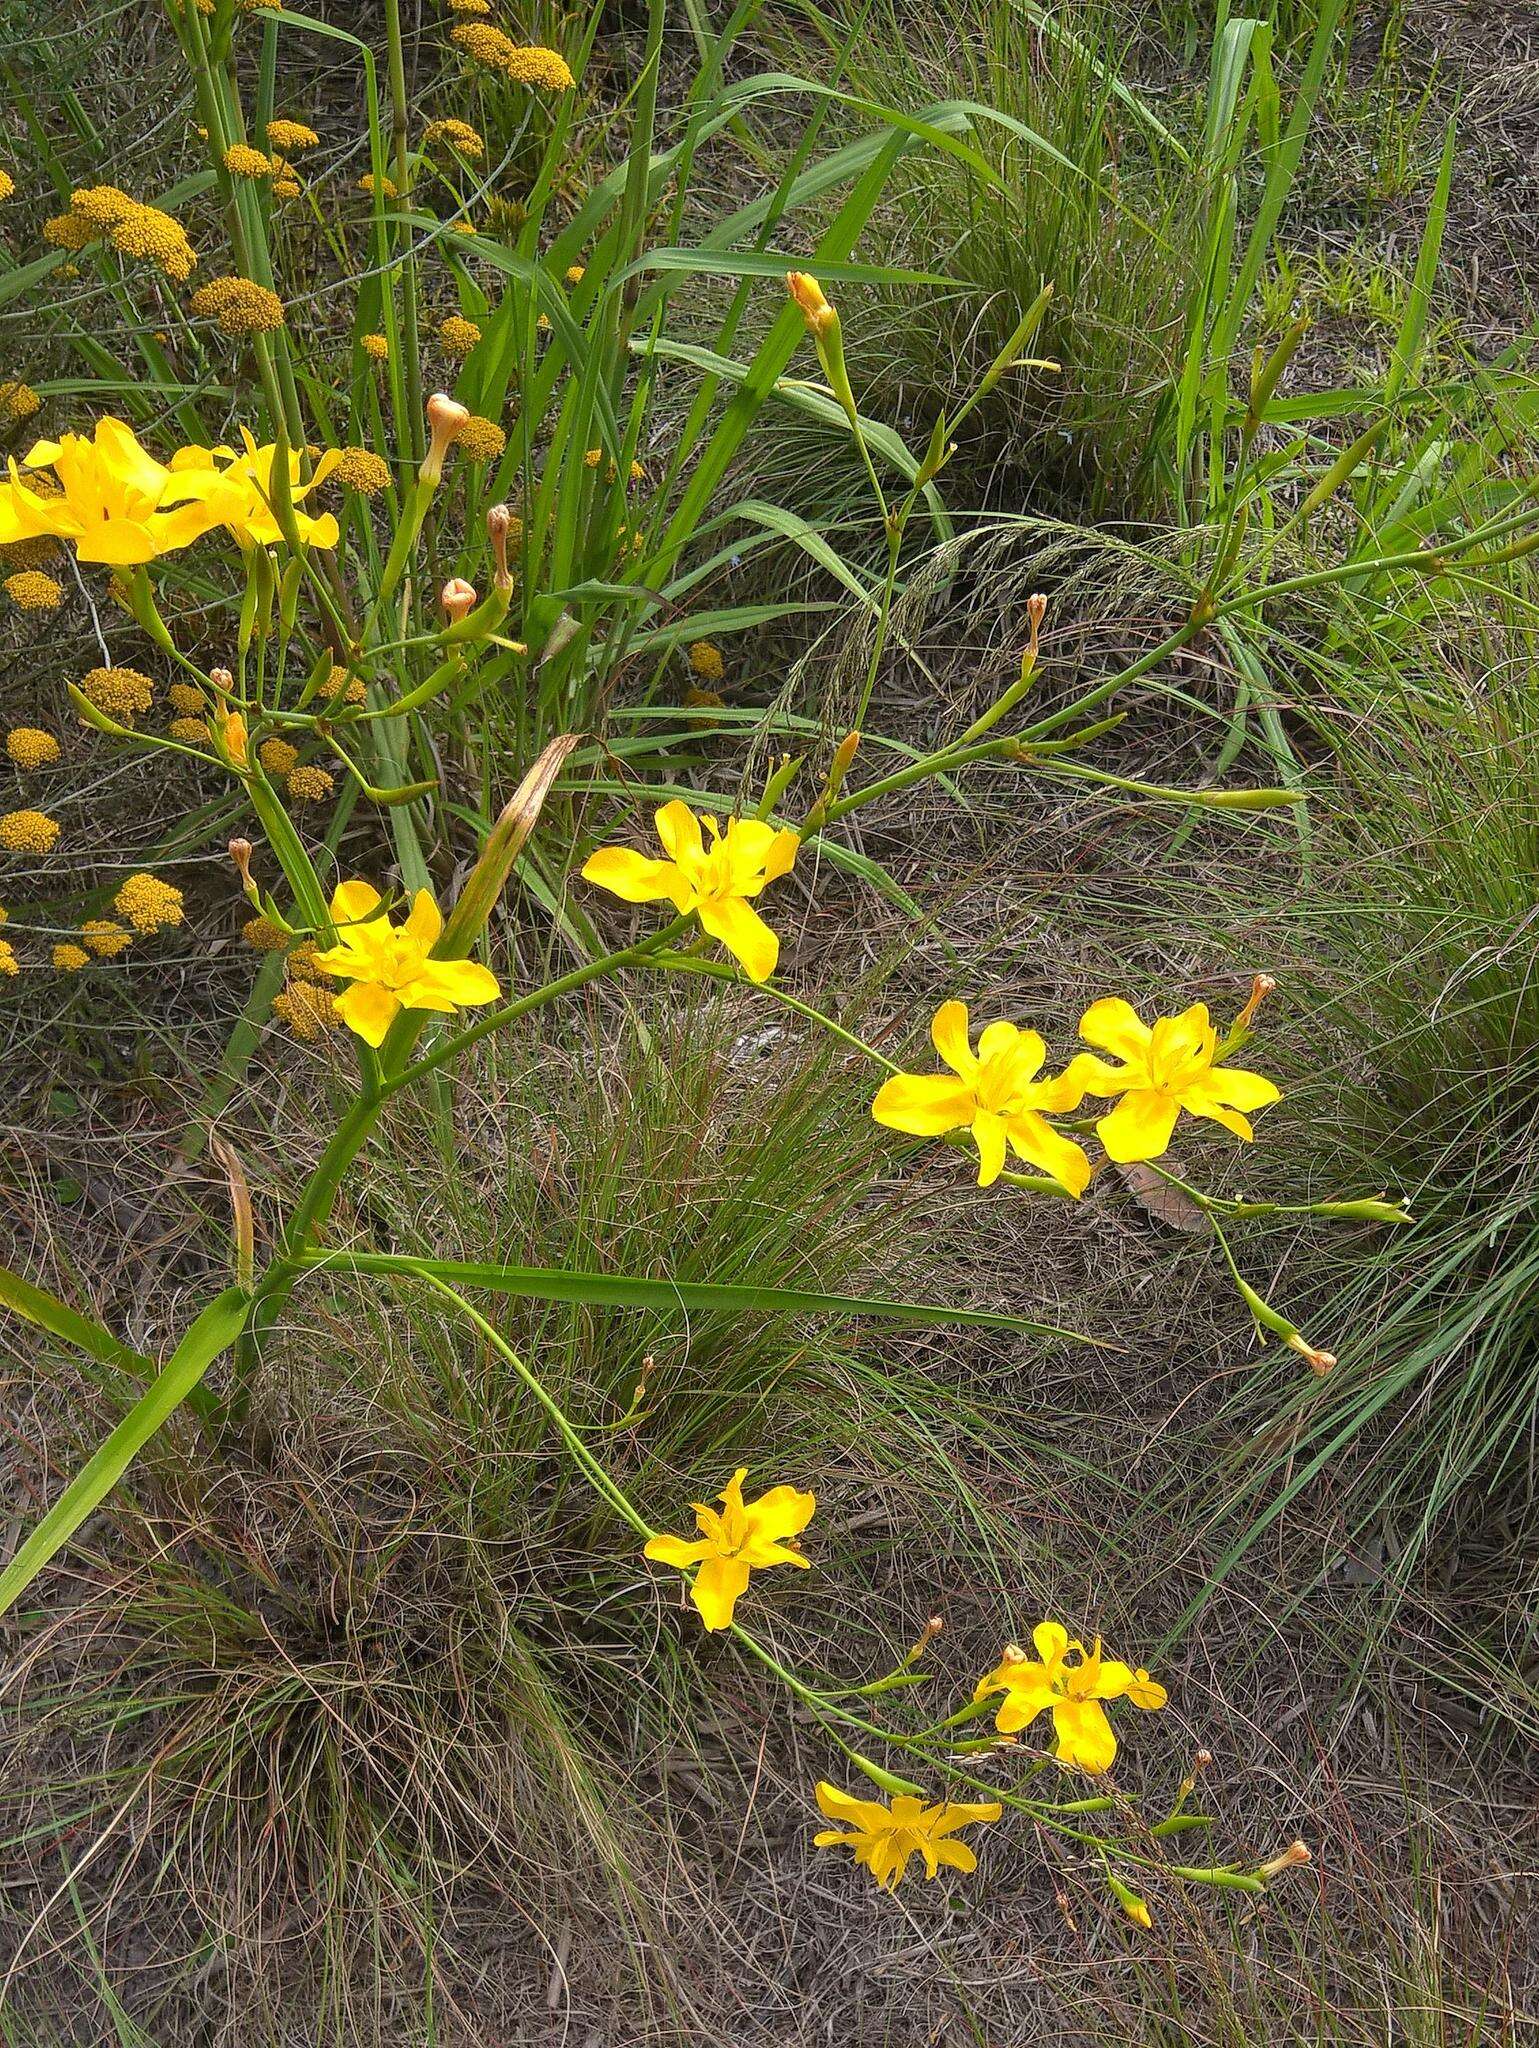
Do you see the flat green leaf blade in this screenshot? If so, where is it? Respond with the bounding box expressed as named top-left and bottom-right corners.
top-left (297, 1251), bottom-right (1102, 1345)
top-left (0, 1261), bottom-right (152, 1378)
top-left (0, 1287), bottom-right (250, 1620)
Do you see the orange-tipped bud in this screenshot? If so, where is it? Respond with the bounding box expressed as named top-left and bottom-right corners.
top-left (786, 270), bottom-right (836, 338)
top-left (487, 502), bottom-right (514, 590)
top-left (421, 393), bottom-right (470, 484)
top-left (209, 666), bottom-right (235, 694)
top-left (1285, 1332), bottom-right (1337, 1376)
top-left (1259, 1839), bottom-right (1311, 1880)
top-left (440, 577), bottom-right (478, 623)
top-left (1235, 972), bottom-right (1277, 1034)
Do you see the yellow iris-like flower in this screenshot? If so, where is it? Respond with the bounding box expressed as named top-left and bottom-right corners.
top-left (162, 429), bottom-right (341, 549)
top-left (309, 880), bottom-right (501, 1048)
top-left (1068, 998), bottom-right (1280, 1164)
top-left (582, 799), bottom-right (798, 983)
top-left (643, 1467), bottom-right (814, 1630)
top-left (871, 1001), bottom-right (1091, 1195)
top-left (0, 418), bottom-right (211, 566)
top-left (975, 1622), bottom-right (1167, 1774)
top-left (813, 1783), bottom-right (1001, 1890)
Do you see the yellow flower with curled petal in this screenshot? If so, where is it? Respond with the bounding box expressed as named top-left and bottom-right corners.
top-left (644, 1468), bottom-right (813, 1630)
top-left (1068, 998), bottom-right (1280, 1164)
top-left (871, 1001), bottom-right (1091, 1195)
top-left (0, 418), bottom-right (210, 566)
top-left (161, 428), bottom-right (341, 549)
top-left (581, 799), bottom-right (797, 983)
top-left (309, 879), bottom-right (501, 1047)
top-left (974, 1622), bottom-right (1167, 1774)
top-left (813, 1783), bottom-right (1001, 1891)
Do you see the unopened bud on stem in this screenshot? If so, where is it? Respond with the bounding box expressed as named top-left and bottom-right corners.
top-left (785, 270), bottom-right (836, 339)
top-left (1259, 1839), bottom-right (1311, 1880)
top-left (228, 837), bottom-right (260, 906)
top-left (440, 577), bottom-right (477, 623)
top-left (487, 502), bottom-right (514, 592)
top-left (421, 393), bottom-right (469, 484)
top-left (1235, 973), bottom-right (1276, 1034)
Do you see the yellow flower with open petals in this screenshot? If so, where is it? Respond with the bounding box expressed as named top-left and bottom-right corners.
top-left (0, 418), bottom-right (210, 566)
top-left (309, 880), bottom-right (501, 1047)
top-left (872, 1001), bottom-right (1091, 1195)
top-left (162, 429), bottom-right (341, 549)
top-left (813, 1783), bottom-right (1001, 1891)
top-left (643, 1467), bottom-right (813, 1630)
top-left (1068, 998), bottom-right (1280, 1164)
top-left (975, 1622), bottom-right (1167, 1774)
top-left (582, 799), bottom-right (797, 983)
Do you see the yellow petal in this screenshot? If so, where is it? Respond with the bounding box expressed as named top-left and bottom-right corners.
top-left (330, 878), bottom-right (384, 927)
top-left (689, 1553), bottom-right (750, 1630)
top-left (1051, 1697), bottom-right (1117, 1773)
top-left (654, 798), bottom-right (703, 862)
top-left (1078, 997), bottom-right (1153, 1063)
top-left (929, 1000), bottom-right (974, 1078)
top-left (697, 893), bottom-right (779, 982)
top-left (1202, 1064), bottom-right (1282, 1112)
top-left (739, 1481), bottom-right (815, 1562)
top-left (1005, 1110), bottom-right (1092, 1198)
top-left (402, 888), bottom-right (443, 950)
top-left (333, 979), bottom-right (401, 1047)
top-left (973, 1108), bottom-right (1007, 1187)
top-left (399, 958), bottom-right (502, 1013)
top-left (1032, 1620), bottom-right (1070, 1664)
top-left (1028, 1061), bottom-right (1090, 1115)
top-left (815, 1782), bottom-right (891, 1832)
top-left (976, 1018), bottom-right (1022, 1067)
top-left (643, 1532), bottom-right (710, 1569)
top-left (870, 1072), bottom-right (976, 1138)
top-left (1096, 1088), bottom-right (1181, 1163)
top-left (1127, 1669), bottom-right (1168, 1711)
top-left (581, 845), bottom-right (680, 904)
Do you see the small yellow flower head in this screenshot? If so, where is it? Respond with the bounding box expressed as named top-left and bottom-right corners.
top-left (258, 737), bottom-right (299, 776)
top-left (285, 937), bottom-right (323, 980)
top-left (266, 118), bottom-right (319, 153)
top-left (437, 313), bottom-right (481, 359)
top-left (0, 169), bottom-right (13, 203)
top-left (272, 177), bottom-right (302, 203)
top-left (450, 25), bottom-right (575, 88)
top-left (310, 878), bottom-right (501, 1046)
top-left (629, 459), bottom-right (645, 482)
top-left (169, 716), bottom-right (210, 743)
top-left (80, 918), bottom-right (131, 957)
top-left (974, 1623), bottom-right (1168, 1774)
top-left (643, 1468), bottom-right (814, 1630)
top-left (583, 446), bottom-right (603, 468)
top-left (360, 332), bottom-right (390, 363)
top-left (80, 666), bottom-right (155, 723)
top-left (424, 118), bottom-right (484, 160)
top-left (358, 171), bottom-right (400, 200)
top-left (446, 0), bottom-right (490, 12)
top-left (114, 871), bottom-right (184, 934)
top-left (0, 937), bottom-right (17, 975)
top-left (1066, 999), bottom-right (1282, 1163)
top-left (223, 143), bottom-right (277, 180)
top-left (786, 270), bottom-right (836, 337)
top-left (687, 640), bottom-right (724, 683)
top-left (583, 799), bottom-right (798, 984)
top-left (320, 663), bottom-right (367, 705)
top-left (285, 763), bottom-right (334, 804)
top-left (52, 941), bottom-right (89, 972)
top-left (0, 381), bottom-right (40, 423)
top-left (69, 184), bottom-right (136, 232)
top-left (5, 570), bottom-right (62, 611)
top-left (872, 1001), bottom-right (1092, 1196)
top-left (188, 276), bottom-right (287, 336)
top-left (457, 413), bottom-right (506, 463)
top-left (102, 199), bottom-right (198, 282)
top-left (168, 683), bottom-right (206, 714)
top-left (0, 809), bottom-right (60, 853)
top-left (813, 1783), bottom-right (1001, 1891)
top-left (332, 446), bottom-right (392, 495)
top-left (44, 210), bottom-right (97, 253)
top-left (564, 263), bottom-right (586, 285)
top-left (273, 978), bottom-right (341, 1040)
top-left (6, 727), bottom-right (60, 771)
top-left (242, 913), bottom-right (288, 953)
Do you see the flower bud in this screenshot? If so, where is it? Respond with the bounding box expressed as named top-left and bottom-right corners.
top-left (229, 837), bottom-right (259, 905)
top-left (785, 270), bottom-right (836, 338)
top-left (440, 577), bottom-right (478, 623)
top-left (1259, 1839), bottom-right (1311, 1880)
top-left (421, 393), bottom-right (470, 484)
top-left (487, 502), bottom-right (514, 592)
top-left (1234, 972), bottom-right (1276, 1033)
top-left (209, 666), bottom-right (235, 695)
top-left (1285, 1332), bottom-right (1336, 1376)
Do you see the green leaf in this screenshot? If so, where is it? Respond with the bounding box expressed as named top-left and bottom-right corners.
top-left (296, 1252), bottom-right (1102, 1345)
top-left (0, 1260), bottom-right (153, 1379)
top-left (0, 1288), bottom-right (251, 1620)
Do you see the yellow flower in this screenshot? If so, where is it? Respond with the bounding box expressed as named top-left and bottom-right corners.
top-left (564, 263), bottom-right (586, 285)
top-left (258, 737), bottom-right (299, 775)
top-left (286, 763), bottom-right (334, 803)
top-left (643, 1467), bottom-right (813, 1630)
top-left (360, 332), bottom-right (390, 362)
top-left (107, 202), bottom-right (198, 281)
top-left (188, 276), bottom-right (287, 336)
top-left (813, 1783), bottom-right (1001, 1891)
top-left (266, 118), bottom-right (319, 153)
top-left (320, 663), bottom-right (366, 705)
top-left (457, 414), bottom-right (506, 463)
top-left (424, 118), bottom-right (484, 159)
top-left (687, 640), bottom-right (724, 682)
top-left (4, 570), bottom-right (61, 610)
top-left (6, 727), bottom-right (60, 770)
top-left (1068, 998), bottom-right (1281, 1164)
top-left (0, 809), bottom-right (60, 853)
top-left (0, 938), bottom-right (17, 975)
top-left (169, 716), bottom-right (209, 743)
top-left (80, 919), bottom-right (131, 957)
top-left (0, 381), bottom-right (40, 423)
top-left (871, 1001), bottom-right (1091, 1195)
top-left (217, 711), bottom-right (248, 764)
top-left (168, 683), bottom-right (206, 713)
top-left (0, 170), bottom-right (12, 203)
top-left (450, 25), bottom-right (574, 88)
top-left (242, 912), bottom-right (288, 952)
top-left (582, 799), bottom-right (798, 984)
top-left (0, 418), bottom-right (209, 565)
top-left (272, 177), bottom-right (302, 203)
top-left (331, 446), bottom-right (392, 495)
top-left (437, 313), bottom-right (481, 358)
top-left (309, 879), bottom-right (501, 1047)
top-left (223, 143), bottom-right (277, 179)
top-left (114, 872), bottom-right (184, 933)
top-left (786, 270), bottom-right (836, 337)
top-left (80, 665), bottom-right (155, 723)
top-left (52, 942), bottom-right (89, 972)
top-left (974, 1622), bottom-right (1167, 1774)
top-left (358, 171), bottom-right (399, 200)
top-left (273, 979), bottom-right (340, 1039)
top-left (162, 429), bottom-right (341, 549)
